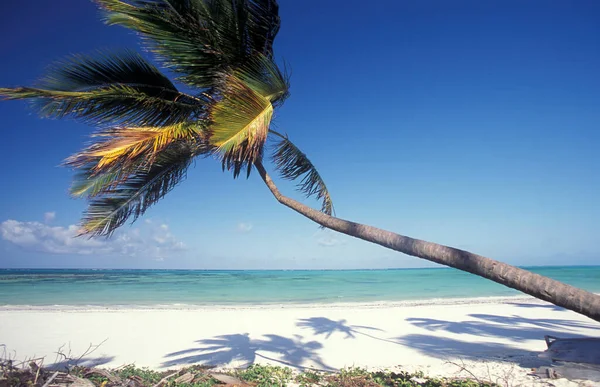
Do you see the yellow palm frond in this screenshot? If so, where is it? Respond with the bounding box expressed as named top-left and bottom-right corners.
top-left (209, 75), bottom-right (274, 178)
top-left (66, 122), bottom-right (204, 173)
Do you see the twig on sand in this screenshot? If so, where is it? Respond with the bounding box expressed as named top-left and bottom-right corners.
top-left (446, 359), bottom-right (485, 385)
top-left (75, 339), bottom-right (109, 366)
top-left (54, 338), bottom-right (108, 369)
top-left (41, 371), bottom-right (59, 387)
top-left (151, 369), bottom-right (186, 387)
top-left (33, 360), bottom-right (44, 385)
top-left (152, 370), bottom-right (179, 387)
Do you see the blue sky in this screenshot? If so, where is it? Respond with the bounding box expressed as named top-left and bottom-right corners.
top-left (0, 0), bottom-right (598, 269)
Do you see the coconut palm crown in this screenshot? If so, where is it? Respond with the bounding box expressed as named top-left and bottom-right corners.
top-left (0, 0), bottom-right (333, 236)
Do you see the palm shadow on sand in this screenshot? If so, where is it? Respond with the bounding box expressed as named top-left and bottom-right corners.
top-left (162, 333), bottom-right (333, 371)
top-left (395, 334), bottom-right (546, 368)
top-left (296, 317), bottom-right (383, 339)
top-left (509, 302), bottom-right (565, 312)
top-left (296, 317), bottom-right (399, 345)
top-left (398, 313), bottom-right (600, 368)
top-left (163, 311), bottom-right (599, 371)
top-left (295, 313), bottom-right (599, 369)
top-left (406, 314), bottom-right (599, 342)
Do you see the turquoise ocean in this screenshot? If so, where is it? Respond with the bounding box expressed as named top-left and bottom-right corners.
top-left (0, 266), bottom-right (598, 307)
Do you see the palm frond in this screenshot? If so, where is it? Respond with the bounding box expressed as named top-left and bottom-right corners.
top-left (69, 137), bottom-right (211, 199)
top-left (65, 122), bottom-right (205, 174)
top-left (206, 53), bottom-right (288, 178)
top-left (78, 140), bottom-right (200, 236)
top-left (95, 0), bottom-right (281, 88)
top-left (0, 50), bottom-right (204, 126)
top-left (271, 132), bottom-right (334, 216)
top-left (70, 167), bottom-right (128, 197)
top-left (1, 1), bottom-right (291, 238)
top-left (246, 0), bottom-right (281, 57)
top-left (209, 74), bottom-right (273, 178)
top-left (234, 53), bottom-right (289, 105)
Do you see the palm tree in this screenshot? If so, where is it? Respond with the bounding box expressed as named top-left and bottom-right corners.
top-left (1, 0), bottom-right (599, 322)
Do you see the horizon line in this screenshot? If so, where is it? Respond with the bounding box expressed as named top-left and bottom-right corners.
top-left (1, 264), bottom-right (598, 271)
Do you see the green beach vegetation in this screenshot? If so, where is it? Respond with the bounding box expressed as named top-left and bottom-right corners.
top-left (0, 0), bottom-right (599, 322)
top-left (1, 362), bottom-right (499, 387)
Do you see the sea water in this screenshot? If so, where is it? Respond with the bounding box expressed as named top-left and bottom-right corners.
top-left (0, 266), bottom-right (598, 307)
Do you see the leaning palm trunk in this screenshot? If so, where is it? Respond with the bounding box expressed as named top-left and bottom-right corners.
top-left (255, 162), bottom-right (600, 323)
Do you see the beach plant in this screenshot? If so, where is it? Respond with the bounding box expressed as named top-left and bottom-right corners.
top-left (116, 364), bottom-right (164, 384)
top-left (236, 364), bottom-right (293, 387)
top-left (325, 368), bottom-right (497, 387)
top-left (295, 369), bottom-right (324, 387)
top-left (1, 0), bottom-right (599, 322)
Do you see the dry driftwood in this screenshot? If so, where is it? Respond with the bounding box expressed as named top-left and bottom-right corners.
top-left (85, 367), bottom-right (123, 384)
top-left (540, 335), bottom-right (600, 365)
top-left (174, 372), bottom-right (195, 384)
top-left (209, 372), bottom-right (250, 386)
top-left (536, 335), bottom-right (600, 383)
top-left (58, 374), bottom-right (95, 387)
top-left (41, 371), bottom-right (59, 387)
top-left (152, 370), bottom-right (181, 387)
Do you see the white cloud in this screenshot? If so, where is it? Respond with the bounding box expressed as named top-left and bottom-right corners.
top-left (237, 222), bottom-right (253, 233)
top-left (44, 212), bottom-right (56, 223)
top-left (0, 216), bottom-right (185, 260)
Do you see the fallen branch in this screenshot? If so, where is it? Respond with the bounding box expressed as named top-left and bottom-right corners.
top-left (151, 370), bottom-right (180, 387)
top-left (53, 338), bottom-right (108, 370)
top-left (446, 359), bottom-right (486, 385)
top-left (41, 371), bottom-right (59, 387)
top-left (85, 367), bottom-right (122, 384)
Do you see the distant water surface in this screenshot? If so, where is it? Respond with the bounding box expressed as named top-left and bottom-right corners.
top-left (0, 267), bottom-right (598, 306)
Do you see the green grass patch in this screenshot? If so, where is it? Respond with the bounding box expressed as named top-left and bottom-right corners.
top-left (235, 364), bottom-right (294, 387)
top-left (0, 362), bottom-right (500, 387)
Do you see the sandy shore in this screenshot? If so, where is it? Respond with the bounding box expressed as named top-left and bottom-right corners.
top-left (1, 297), bottom-right (599, 386)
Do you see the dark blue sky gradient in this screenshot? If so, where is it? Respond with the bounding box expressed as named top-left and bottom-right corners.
top-left (0, 1), bottom-right (598, 269)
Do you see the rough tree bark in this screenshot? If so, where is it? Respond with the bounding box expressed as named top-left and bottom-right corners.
top-left (254, 162), bottom-right (600, 322)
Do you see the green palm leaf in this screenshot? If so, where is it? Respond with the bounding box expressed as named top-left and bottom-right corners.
top-left (78, 140), bottom-right (202, 236)
top-left (210, 74), bottom-right (272, 178)
top-left (246, 0), bottom-right (281, 57)
top-left (95, 0), bottom-right (281, 88)
top-left (70, 167), bottom-right (128, 198)
top-left (1, 0), bottom-right (291, 236)
top-left (271, 131), bottom-right (334, 216)
top-left (234, 54), bottom-right (290, 105)
top-left (0, 50), bottom-right (204, 126)
top-left (209, 55), bottom-right (288, 178)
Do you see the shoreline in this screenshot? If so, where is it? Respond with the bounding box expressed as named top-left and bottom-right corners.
top-left (0, 294), bottom-right (554, 312)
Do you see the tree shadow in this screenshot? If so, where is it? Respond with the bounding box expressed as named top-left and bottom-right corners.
top-left (162, 333), bottom-right (333, 371)
top-left (509, 302), bottom-right (565, 312)
top-left (395, 334), bottom-right (546, 368)
top-left (163, 314), bottom-right (599, 372)
top-left (392, 314), bottom-right (600, 368)
top-left (470, 314), bottom-right (599, 332)
top-left (296, 317), bottom-right (398, 345)
top-left (47, 356), bottom-right (115, 371)
top-left (296, 317), bottom-right (382, 339)
top-left (406, 314), bottom-right (599, 343)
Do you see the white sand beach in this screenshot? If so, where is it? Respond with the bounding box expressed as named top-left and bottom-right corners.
top-left (1, 297), bottom-right (599, 386)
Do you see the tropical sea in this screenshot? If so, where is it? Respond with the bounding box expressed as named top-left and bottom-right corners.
top-left (0, 266), bottom-right (598, 307)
